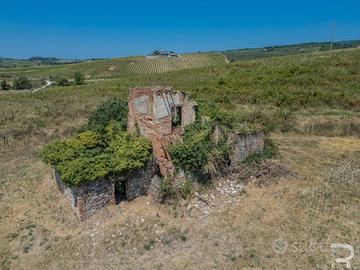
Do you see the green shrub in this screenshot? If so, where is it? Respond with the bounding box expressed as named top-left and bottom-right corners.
top-left (169, 120), bottom-right (233, 176)
top-left (40, 130), bottom-right (152, 186)
top-left (57, 77), bottom-right (70, 87)
top-left (1, 80), bottom-right (10, 90)
top-left (213, 135), bottom-right (231, 160)
top-left (67, 131), bottom-right (104, 150)
top-left (159, 177), bottom-right (176, 200)
top-left (179, 181), bottom-right (193, 199)
top-left (103, 121), bottom-right (126, 142)
top-left (40, 140), bottom-right (74, 166)
top-left (13, 76), bottom-right (32, 90)
top-left (74, 71), bottom-right (85, 85)
top-left (40, 131), bottom-right (104, 167)
top-left (57, 155), bottom-right (110, 186)
top-left (86, 98), bottom-right (128, 133)
top-left (262, 137), bottom-right (278, 159)
top-left (169, 127), bottom-right (212, 175)
top-left (109, 132), bottom-right (153, 174)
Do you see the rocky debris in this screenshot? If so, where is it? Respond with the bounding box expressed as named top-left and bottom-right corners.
top-left (215, 179), bottom-right (245, 196)
top-left (186, 177), bottom-right (245, 220)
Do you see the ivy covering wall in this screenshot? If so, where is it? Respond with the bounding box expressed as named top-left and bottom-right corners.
top-left (40, 98), bottom-right (152, 186)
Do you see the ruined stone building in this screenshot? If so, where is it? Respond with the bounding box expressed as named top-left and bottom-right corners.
top-left (54, 160), bottom-right (159, 221)
top-left (52, 86), bottom-right (265, 221)
top-left (128, 86), bottom-right (198, 175)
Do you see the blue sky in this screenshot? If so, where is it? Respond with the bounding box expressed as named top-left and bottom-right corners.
top-left (0, 0), bottom-right (359, 59)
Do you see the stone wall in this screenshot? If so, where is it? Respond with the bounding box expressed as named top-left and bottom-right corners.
top-left (53, 158), bottom-right (160, 221)
top-left (54, 170), bottom-right (78, 209)
top-left (126, 158), bottom-right (159, 200)
top-left (128, 86), bottom-right (197, 176)
top-left (228, 131), bottom-right (265, 163)
top-left (54, 171), bottom-right (115, 221)
top-left (77, 179), bottom-right (115, 221)
top-left (181, 94), bottom-right (197, 127)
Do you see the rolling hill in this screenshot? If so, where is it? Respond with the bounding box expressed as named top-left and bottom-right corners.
top-left (0, 53), bottom-right (226, 81)
top-left (1, 40), bottom-right (359, 83)
top-left (221, 40), bottom-right (360, 62)
top-left (0, 47), bottom-right (360, 269)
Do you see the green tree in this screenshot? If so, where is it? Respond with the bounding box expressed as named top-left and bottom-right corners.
top-left (13, 76), bottom-right (32, 90)
top-left (86, 98), bottom-right (128, 133)
top-left (1, 80), bottom-right (10, 90)
top-left (57, 77), bottom-right (70, 87)
top-left (74, 71), bottom-right (85, 85)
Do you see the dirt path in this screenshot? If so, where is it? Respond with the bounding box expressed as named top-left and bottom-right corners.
top-left (0, 80), bottom-right (53, 94)
top-left (32, 80), bottom-right (53, 92)
top-left (217, 52), bottom-right (230, 63)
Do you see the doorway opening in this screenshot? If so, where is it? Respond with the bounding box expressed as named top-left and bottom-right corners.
top-left (114, 181), bottom-right (127, 204)
top-left (171, 106), bottom-right (182, 128)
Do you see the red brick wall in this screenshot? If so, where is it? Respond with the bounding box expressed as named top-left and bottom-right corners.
top-left (128, 87), bottom-right (188, 176)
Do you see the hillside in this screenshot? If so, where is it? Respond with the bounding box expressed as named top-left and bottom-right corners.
top-left (0, 57), bottom-right (81, 68)
top-left (0, 48), bottom-right (360, 269)
top-left (222, 39), bottom-right (360, 62)
top-left (1, 40), bottom-right (359, 83)
top-left (1, 48), bottom-right (360, 137)
top-left (0, 53), bottom-right (226, 81)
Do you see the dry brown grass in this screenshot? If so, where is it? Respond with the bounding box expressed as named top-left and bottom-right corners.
top-left (1, 133), bottom-right (359, 269)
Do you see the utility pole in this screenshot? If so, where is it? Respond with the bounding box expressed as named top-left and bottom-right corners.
top-left (330, 22), bottom-right (337, 51)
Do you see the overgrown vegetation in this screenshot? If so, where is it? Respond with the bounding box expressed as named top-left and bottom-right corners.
top-left (40, 130), bottom-right (152, 186)
top-left (74, 71), bottom-right (85, 85)
top-left (159, 177), bottom-right (176, 201)
top-left (169, 122), bottom-right (213, 175)
top-left (86, 98), bottom-right (128, 133)
top-left (169, 119), bottom-right (233, 177)
top-left (1, 80), bottom-right (10, 90)
top-left (1, 48), bottom-right (359, 143)
top-left (57, 77), bottom-right (70, 87)
top-left (159, 178), bottom-right (193, 202)
top-left (39, 98), bottom-right (151, 186)
top-left (13, 76), bottom-right (32, 90)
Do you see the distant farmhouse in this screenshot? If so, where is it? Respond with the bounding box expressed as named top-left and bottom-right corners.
top-left (146, 50), bottom-right (179, 58)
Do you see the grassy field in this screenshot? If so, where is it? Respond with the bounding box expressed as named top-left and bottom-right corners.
top-left (0, 48), bottom-right (360, 269)
top-left (0, 53), bottom-right (226, 81)
top-left (222, 40), bottom-right (360, 62)
top-left (1, 48), bottom-right (359, 141)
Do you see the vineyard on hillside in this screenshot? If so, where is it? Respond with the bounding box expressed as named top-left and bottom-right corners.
top-left (83, 53), bottom-right (226, 80)
top-left (0, 53), bottom-right (227, 81)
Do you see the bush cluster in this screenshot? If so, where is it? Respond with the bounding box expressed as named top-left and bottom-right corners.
top-left (1, 80), bottom-right (11, 90)
top-left (159, 178), bottom-right (193, 202)
top-left (13, 76), bottom-right (32, 90)
top-left (86, 98), bottom-right (128, 133)
top-left (40, 130), bottom-right (152, 186)
top-left (169, 120), bottom-right (230, 176)
top-left (168, 108), bottom-right (278, 176)
top-left (40, 97), bottom-right (152, 186)
top-left (169, 122), bottom-right (211, 175)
